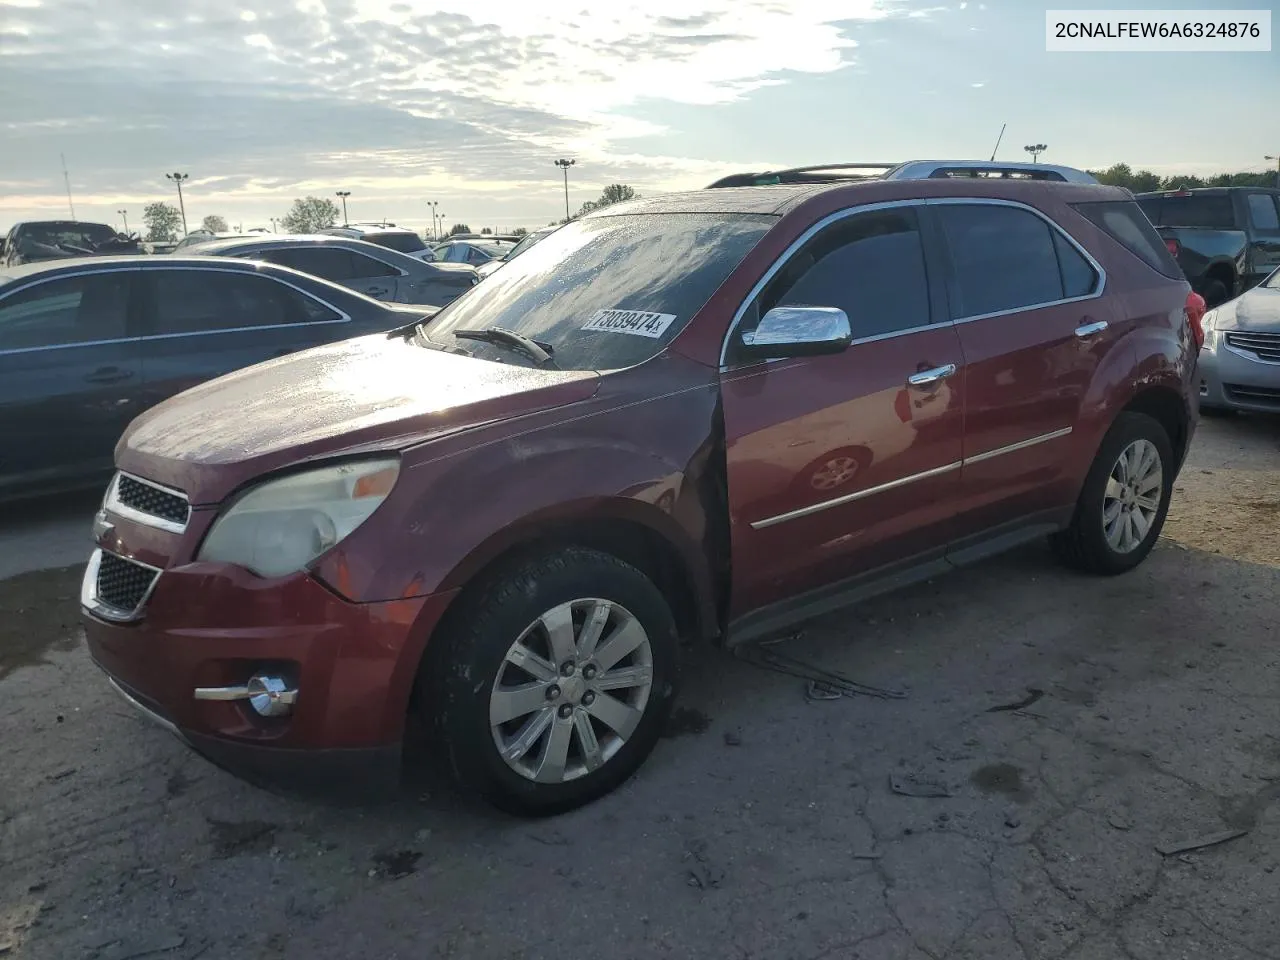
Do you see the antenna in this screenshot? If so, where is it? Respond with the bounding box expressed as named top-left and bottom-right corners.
top-left (989, 123), bottom-right (1006, 162)
top-left (61, 153), bottom-right (76, 220)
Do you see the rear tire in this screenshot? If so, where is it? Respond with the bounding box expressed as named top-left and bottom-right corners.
top-left (422, 548), bottom-right (679, 817)
top-left (1051, 412), bottom-right (1174, 576)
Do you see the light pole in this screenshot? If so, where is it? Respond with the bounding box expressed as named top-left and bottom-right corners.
top-left (554, 158), bottom-right (576, 221)
top-left (427, 200), bottom-right (439, 239)
top-left (270, 217), bottom-right (278, 233)
top-left (1267, 155), bottom-right (1280, 189)
top-left (165, 172), bottom-right (189, 235)
top-left (117, 209), bottom-right (129, 234)
top-left (1023, 143), bottom-right (1048, 164)
top-left (335, 190), bottom-right (351, 225)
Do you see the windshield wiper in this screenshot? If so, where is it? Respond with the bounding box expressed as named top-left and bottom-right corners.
top-left (452, 327), bottom-right (556, 367)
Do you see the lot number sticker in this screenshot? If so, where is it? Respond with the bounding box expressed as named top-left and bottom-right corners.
top-left (581, 309), bottom-right (677, 339)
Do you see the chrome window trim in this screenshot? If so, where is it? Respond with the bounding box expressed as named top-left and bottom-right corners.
top-left (749, 426), bottom-right (1073, 530)
top-left (718, 197), bottom-right (1107, 369)
top-left (104, 471), bottom-right (190, 534)
top-left (0, 263), bottom-right (351, 357)
top-left (928, 198), bottom-right (1106, 323)
top-left (80, 547), bottom-right (164, 623)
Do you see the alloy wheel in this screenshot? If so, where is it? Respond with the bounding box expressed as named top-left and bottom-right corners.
top-left (1102, 438), bottom-right (1163, 554)
top-left (489, 598), bottom-right (653, 783)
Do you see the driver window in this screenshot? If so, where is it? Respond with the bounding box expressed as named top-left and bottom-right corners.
top-left (731, 207), bottom-right (932, 364)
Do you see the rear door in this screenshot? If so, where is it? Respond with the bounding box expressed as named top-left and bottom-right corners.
top-left (135, 267), bottom-right (350, 410)
top-left (253, 247), bottom-right (401, 301)
top-left (932, 201), bottom-right (1112, 542)
top-left (723, 204), bottom-right (965, 621)
top-left (0, 270), bottom-right (143, 495)
top-left (1242, 192), bottom-right (1280, 285)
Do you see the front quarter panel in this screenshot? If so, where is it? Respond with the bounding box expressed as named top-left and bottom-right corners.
top-left (311, 357), bottom-right (723, 608)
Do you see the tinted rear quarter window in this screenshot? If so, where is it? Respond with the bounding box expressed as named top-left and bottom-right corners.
top-left (1072, 200), bottom-right (1183, 278)
top-left (936, 204), bottom-right (1064, 317)
top-left (370, 232), bottom-right (426, 253)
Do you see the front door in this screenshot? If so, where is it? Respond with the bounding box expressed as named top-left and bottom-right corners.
top-left (931, 201), bottom-right (1112, 539)
top-left (0, 270), bottom-right (143, 495)
top-left (722, 205), bottom-right (965, 624)
top-left (1243, 192), bottom-right (1280, 285)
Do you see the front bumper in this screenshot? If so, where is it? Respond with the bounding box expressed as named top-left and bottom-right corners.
top-left (82, 553), bottom-right (456, 797)
top-left (1198, 333), bottom-right (1280, 413)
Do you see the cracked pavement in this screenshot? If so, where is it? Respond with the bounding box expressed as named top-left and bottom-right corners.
top-left (2, 414), bottom-right (1279, 960)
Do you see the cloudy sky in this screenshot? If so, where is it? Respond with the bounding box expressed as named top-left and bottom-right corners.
top-left (1, 0), bottom-right (1275, 235)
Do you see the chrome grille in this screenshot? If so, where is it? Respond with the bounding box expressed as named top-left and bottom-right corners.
top-left (1225, 331), bottom-right (1280, 363)
top-left (94, 551), bottom-right (160, 617)
top-left (107, 472), bottom-right (189, 531)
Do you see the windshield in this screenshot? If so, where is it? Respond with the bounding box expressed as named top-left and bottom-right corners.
top-left (371, 232), bottom-right (427, 253)
top-left (423, 212), bottom-right (773, 371)
top-left (20, 222), bottom-right (119, 251)
top-left (505, 232), bottom-right (549, 260)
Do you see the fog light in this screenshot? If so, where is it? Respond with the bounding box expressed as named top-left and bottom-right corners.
top-left (247, 675), bottom-right (297, 717)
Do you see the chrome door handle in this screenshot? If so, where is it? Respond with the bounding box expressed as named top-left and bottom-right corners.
top-left (1075, 320), bottom-right (1109, 339)
top-left (907, 363), bottom-right (956, 389)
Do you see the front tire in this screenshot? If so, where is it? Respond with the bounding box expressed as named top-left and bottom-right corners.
top-left (1051, 412), bottom-right (1174, 575)
top-left (424, 548), bottom-right (679, 816)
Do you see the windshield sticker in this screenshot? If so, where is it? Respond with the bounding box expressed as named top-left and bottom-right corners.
top-left (581, 309), bottom-right (677, 339)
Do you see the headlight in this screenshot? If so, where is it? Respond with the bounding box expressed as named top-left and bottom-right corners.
top-left (1201, 309), bottom-right (1218, 331)
top-left (198, 458), bottom-right (399, 577)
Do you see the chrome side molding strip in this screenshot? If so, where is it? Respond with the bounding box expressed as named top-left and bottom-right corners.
top-left (750, 427), bottom-right (1073, 529)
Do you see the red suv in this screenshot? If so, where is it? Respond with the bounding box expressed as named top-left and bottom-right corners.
top-left (82, 161), bottom-right (1202, 815)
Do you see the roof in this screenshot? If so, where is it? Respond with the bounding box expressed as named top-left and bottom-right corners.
top-left (0, 254), bottom-right (271, 286)
top-left (1134, 186), bottom-right (1280, 198)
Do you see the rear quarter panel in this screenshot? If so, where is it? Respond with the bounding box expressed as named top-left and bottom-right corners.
top-left (1056, 205), bottom-right (1196, 489)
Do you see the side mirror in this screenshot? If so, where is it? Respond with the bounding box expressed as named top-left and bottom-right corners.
top-left (740, 306), bottom-right (853, 359)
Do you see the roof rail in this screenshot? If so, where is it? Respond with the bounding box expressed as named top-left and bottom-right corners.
top-left (706, 159), bottom-right (1097, 188)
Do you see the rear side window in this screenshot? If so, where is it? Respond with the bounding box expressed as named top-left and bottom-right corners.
top-left (1142, 194), bottom-right (1234, 229)
top-left (752, 207), bottom-right (931, 340)
top-left (370, 232), bottom-right (426, 253)
top-left (1053, 232), bottom-right (1098, 298)
top-left (346, 251), bottom-right (399, 278)
top-left (1072, 200), bottom-right (1182, 278)
top-left (148, 270), bottom-right (339, 335)
top-left (0, 273), bottom-right (130, 351)
top-left (1246, 194), bottom-right (1280, 231)
top-left (936, 205), bottom-right (1066, 317)
top-left (260, 248), bottom-right (357, 282)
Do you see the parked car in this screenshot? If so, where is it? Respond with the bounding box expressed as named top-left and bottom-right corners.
top-left (1196, 267), bottom-right (1280, 413)
top-left (321, 224), bottom-right (436, 261)
top-left (431, 238), bottom-right (514, 266)
top-left (171, 232), bottom-right (243, 252)
top-left (192, 235), bottom-right (479, 305)
top-left (0, 256), bottom-right (436, 502)
top-left (475, 227), bottom-right (558, 279)
top-left (1135, 187), bottom-right (1280, 307)
top-left (82, 161), bottom-right (1202, 816)
top-left (2, 220), bottom-right (140, 268)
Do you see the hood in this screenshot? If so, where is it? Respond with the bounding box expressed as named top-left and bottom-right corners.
top-left (1226, 285), bottom-right (1280, 331)
top-left (117, 334), bottom-right (599, 504)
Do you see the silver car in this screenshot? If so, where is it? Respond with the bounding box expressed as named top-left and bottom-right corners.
top-left (1199, 269), bottom-right (1280, 413)
top-left (194, 235), bottom-right (478, 306)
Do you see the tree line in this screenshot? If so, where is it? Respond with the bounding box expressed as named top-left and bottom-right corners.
top-left (1088, 163), bottom-right (1280, 193)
